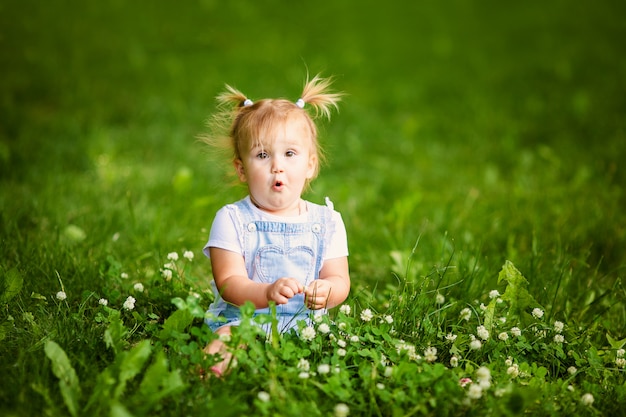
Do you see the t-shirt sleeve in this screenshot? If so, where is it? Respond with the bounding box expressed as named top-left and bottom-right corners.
top-left (325, 211), bottom-right (349, 260)
top-left (203, 207), bottom-right (243, 259)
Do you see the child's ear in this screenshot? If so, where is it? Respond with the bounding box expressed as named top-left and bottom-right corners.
top-left (306, 154), bottom-right (318, 179)
top-left (234, 159), bottom-right (247, 182)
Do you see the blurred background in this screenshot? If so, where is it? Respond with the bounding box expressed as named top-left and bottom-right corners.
top-left (1, 0), bottom-right (625, 300)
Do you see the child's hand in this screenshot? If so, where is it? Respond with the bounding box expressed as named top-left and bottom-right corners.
top-left (265, 278), bottom-right (304, 305)
top-left (304, 281), bottom-right (332, 310)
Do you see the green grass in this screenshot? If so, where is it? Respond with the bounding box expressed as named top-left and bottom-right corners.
top-left (1, 0), bottom-right (626, 415)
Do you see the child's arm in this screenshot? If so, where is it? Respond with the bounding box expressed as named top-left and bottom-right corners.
top-left (209, 247), bottom-right (304, 308)
top-left (305, 256), bottom-right (350, 310)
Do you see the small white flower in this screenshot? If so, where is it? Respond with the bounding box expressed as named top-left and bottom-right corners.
top-left (297, 358), bottom-right (310, 371)
top-left (553, 320), bottom-right (564, 333)
top-left (532, 308), bottom-right (544, 319)
top-left (424, 346), bottom-right (438, 363)
top-left (298, 371), bottom-right (310, 379)
top-left (436, 293), bottom-right (445, 304)
top-left (360, 308), bottom-right (374, 322)
top-left (338, 322), bottom-right (347, 330)
top-left (300, 326), bottom-right (316, 341)
top-left (498, 332), bottom-right (509, 341)
top-left (339, 304), bottom-right (351, 315)
top-left (460, 307), bottom-right (472, 321)
top-left (183, 250), bottom-right (194, 261)
top-left (318, 323), bottom-right (331, 334)
top-left (581, 393), bottom-right (594, 406)
top-left (479, 303), bottom-right (487, 311)
top-left (334, 403), bottom-right (350, 417)
top-left (98, 298), bottom-right (108, 306)
top-left (384, 314), bottom-right (394, 324)
top-left (376, 383), bottom-right (385, 390)
top-left (164, 262), bottom-right (176, 270)
top-left (470, 339), bottom-right (482, 350)
top-left (467, 384), bottom-right (483, 399)
top-left (121, 272), bottom-right (129, 279)
top-left (123, 296), bottom-right (136, 310)
top-left (337, 339), bottom-right (347, 348)
top-left (219, 333), bottom-right (231, 343)
top-left (133, 283), bottom-right (144, 292)
top-left (617, 348), bottom-right (625, 358)
top-left (507, 364), bottom-right (519, 378)
top-left (450, 355), bottom-right (459, 368)
top-left (445, 333), bottom-right (457, 342)
top-left (498, 316), bottom-right (506, 324)
top-left (337, 348), bottom-right (347, 357)
top-left (314, 315), bottom-right (324, 323)
top-left (568, 366), bottom-right (577, 375)
top-left (161, 269), bottom-right (173, 281)
top-left (167, 252), bottom-right (179, 261)
top-left (553, 334), bottom-right (565, 344)
top-left (384, 366), bottom-right (393, 377)
top-left (257, 391), bottom-right (270, 402)
top-left (510, 327), bottom-right (522, 337)
top-left (56, 291), bottom-right (67, 301)
top-left (476, 325), bottom-right (489, 341)
top-left (318, 364), bottom-right (331, 374)
top-left (489, 290), bottom-right (500, 299)
top-left (350, 335), bottom-right (360, 343)
top-left (615, 357), bottom-right (626, 368)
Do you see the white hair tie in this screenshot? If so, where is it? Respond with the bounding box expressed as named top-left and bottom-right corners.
top-left (243, 99), bottom-right (253, 107)
top-left (295, 98), bottom-right (305, 108)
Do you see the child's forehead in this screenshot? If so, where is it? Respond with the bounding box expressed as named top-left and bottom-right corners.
top-left (247, 117), bottom-right (313, 148)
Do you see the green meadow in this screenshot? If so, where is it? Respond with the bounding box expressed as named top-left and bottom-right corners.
top-left (1, 1), bottom-right (625, 415)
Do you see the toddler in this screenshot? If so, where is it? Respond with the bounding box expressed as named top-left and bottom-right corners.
top-left (202, 75), bottom-right (350, 376)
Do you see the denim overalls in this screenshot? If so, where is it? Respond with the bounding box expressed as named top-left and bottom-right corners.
top-left (205, 197), bottom-right (335, 334)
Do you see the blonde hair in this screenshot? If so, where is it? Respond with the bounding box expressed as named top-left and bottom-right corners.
top-left (206, 74), bottom-right (343, 181)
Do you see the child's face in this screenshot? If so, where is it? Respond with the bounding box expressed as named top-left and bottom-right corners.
top-left (234, 116), bottom-right (317, 216)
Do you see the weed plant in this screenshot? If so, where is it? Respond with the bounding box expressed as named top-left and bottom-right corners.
top-left (1, 0), bottom-right (626, 416)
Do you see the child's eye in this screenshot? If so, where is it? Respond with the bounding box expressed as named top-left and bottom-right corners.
top-left (256, 152), bottom-right (269, 159)
top-left (285, 150), bottom-right (296, 157)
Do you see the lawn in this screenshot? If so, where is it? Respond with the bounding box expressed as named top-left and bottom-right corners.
top-left (1, 1), bottom-right (625, 415)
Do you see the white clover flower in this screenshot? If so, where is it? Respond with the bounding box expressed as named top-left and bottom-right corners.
top-left (553, 320), bottom-right (564, 333)
top-left (436, 293), bottom-right (445, 304)
top-left (498, 316), bottom-right (506, 324)
top-left (489, 290), bottom-right (500, 299)
top-left (219, 333), bottom-right (232, 343)
top-left (384, 366), bottom-right (393, 377)
top-left (338, 322), bottom-right (347, 331)
top-left (123, 296), bottom-right (136, 310)
top-left (380, 354), bottom-right (388, 367)
top-left (531, 308), bottom-right (544, 319)
top-left (300, 326), bottom-right (316, 341)
top-left (360, 308), bottom-right (374, 322)
top-left (183, 250), bottom-right (194, 261)
top-left (257, 391), bottom-right (270, 402)
top-left (507, 364), bottom-right (519, 378)
top-left (376, 383), bottom-right (385, 390)
top-left (460, 307), bottom-right (472, 321)
top-left (339, 304), bottom-right (352, 315)
top-left (479, 303), bottom-right (487, 311)
top-left (470, 339), bottom-right (482, 350)
top-left (581, 393), bottom-right (594, 406)
top-left (568, 366), bottom-right (577, 375)
top-left (476, 367), bottom-right (492, 390)
top-left (617, 348), bottom-right (625, 358)
top-left (350, 335), bottom-right (360, 343)
top-left (318, 323), bottom-right (331, 334)
top-left (510, 327), bottom-right (522, 337)
top-left (498, 331), bottom-right (508, 341)
top-left (615, 358), bottom-right (626, 368)
top-left (476, 325), bottom-right (490, 341)
top-left (56, 291), bottom-right (67, 301)
top-left (467, 384), bottom-right (483, 399)
top-left (314, 315), bottom-right (324, 323)
top-left (298, 371), bottom-right (310, 379)
top-left (164, 262), bottom-right (176, 270)
top-left (424, 346), bottom-right (438, 363)
top-left (337, 339), bottom-right (346, 348)
top-left (337, 348), bottom-right (347, 357)
top-left (334, 403), bottom-right (350, 417)
top-left (505, 356), bottom-right (513, 367)
top-left (167, 252), bottom-right (179, 261)
top-left (121, 272), bottom-right (129, 279)
top-left (297, 358), bottom-right (310, 371)
top-left (384, 315), bottom-right (394, 324)
top-left (450, 355), bottom-right (459, 368)
top-left (98, 298), bottom-right (108, 306)
top-left (133, 283), bottom-right (144, 292)
top-left (161, 269), bottom-right (173, 281)
top-left (317, 364), bottom-right (331, 374)
top-left (554, 334), bottom-right (565, 344)
top-left (445, 333), bottom-right (457, 342)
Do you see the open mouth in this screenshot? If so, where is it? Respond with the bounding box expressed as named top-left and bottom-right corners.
top-left (274, 181), bottom-right (283, 187)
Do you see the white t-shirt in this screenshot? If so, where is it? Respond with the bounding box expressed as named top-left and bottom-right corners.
top-left (203, 196), bottom-right (349, 260)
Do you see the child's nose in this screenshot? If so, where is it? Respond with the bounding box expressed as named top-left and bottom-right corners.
top-left (271, 158), bottom-right (284, 173)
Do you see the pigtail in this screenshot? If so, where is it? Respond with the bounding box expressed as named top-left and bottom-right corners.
top-left (216, 84), bottom-right (253, 108)
top-left (298, 74), bottom-right (343, 120)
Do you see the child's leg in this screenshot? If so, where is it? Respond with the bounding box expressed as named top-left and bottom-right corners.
top-left (203, 325), bottom-right (233, 377)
